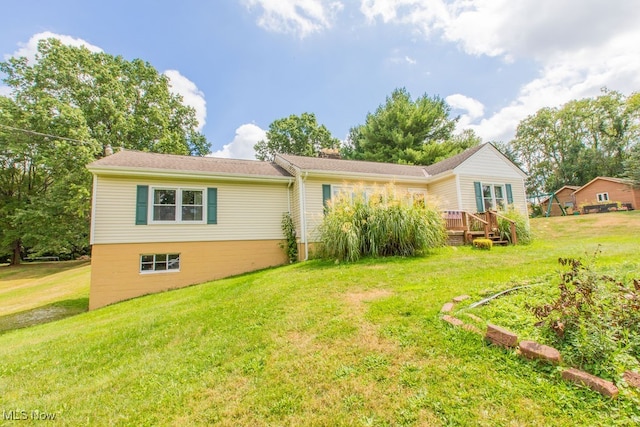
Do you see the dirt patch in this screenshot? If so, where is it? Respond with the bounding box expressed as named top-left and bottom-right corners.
top-left (343, 289), bottom-right (393, 308)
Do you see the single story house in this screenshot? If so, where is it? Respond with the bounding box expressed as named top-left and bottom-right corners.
top-left (573, 177), bottom-right (639, 213)
top-left (87, 142), bottom-right (527, 309)
top-left (540, 185), bottom-right (580, 216)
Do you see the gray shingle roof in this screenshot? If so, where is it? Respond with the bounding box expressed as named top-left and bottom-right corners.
top-left (88, 149), bottom-right (291, 177)
top-left (277, 154), bottom-right (428, 178)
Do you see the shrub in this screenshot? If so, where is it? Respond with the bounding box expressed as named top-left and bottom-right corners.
top-left (318, 184), bottom-right (446, 262)
top-left (529, 256), bottom-right (640, 378)
top-left (280, 213), bottom-right (298, 263)
top-left (497, 206), bottom-right (532, 245)
top-left (472, 238), bottom-right (492, 250)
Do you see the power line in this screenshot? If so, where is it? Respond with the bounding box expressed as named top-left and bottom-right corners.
top-left (0, 123), bottom-right (95, 145)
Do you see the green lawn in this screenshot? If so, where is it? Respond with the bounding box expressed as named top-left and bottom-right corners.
top-left (1, 212), bottom-right (639, 426)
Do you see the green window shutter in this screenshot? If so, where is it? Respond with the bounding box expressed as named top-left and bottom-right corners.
top-left (207, 188), bottom-right (217, 224)
top-left (506, 184), bottom-right (513, 205)
top-left (136, 185), bottom-right (148, 225)
top-left (322, 184), bottom-right (331, 212)
top-left (473, 182), bottom-right (484, 213)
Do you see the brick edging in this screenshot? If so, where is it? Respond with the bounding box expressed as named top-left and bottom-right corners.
top-left (439, 295), bottom-right (635, 398)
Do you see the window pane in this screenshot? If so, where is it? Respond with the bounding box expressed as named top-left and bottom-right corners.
top-left (182, 190), bottom-right (202, 205)
top-left (482, 185), bottom-right (492, 198)
top-left (168, 254), bottom-right (180, 270)
top-left (141, 255), bottom-right (154, 263)
top-left (494, 186), bottom-right (504, 199)
top-left (154, 189), bottom-right (175, 204)
top-left (154, 254), bottom-right (167, 270)
top-left (141, 262), bottom-right (154, 271)
top-left (154, 206), bottom-right (176, 221)
top-left (182, 206), bottom-right (203, 221)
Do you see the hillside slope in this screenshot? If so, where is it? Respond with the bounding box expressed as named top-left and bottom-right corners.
top-left (1, 212), bottom-right (639, 426)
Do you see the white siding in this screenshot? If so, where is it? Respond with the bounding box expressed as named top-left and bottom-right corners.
top-left (455, 145), bottom-right (525, 179)
top-left (93, 175), bottom-right (290, 244)
top-left (458, 175), bottom-right (528, 216)
top-left (428, 176), bottom-right (459, 210)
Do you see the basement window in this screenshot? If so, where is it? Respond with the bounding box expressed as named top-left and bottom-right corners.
top-left (140, 253), bottom-right (180, 273)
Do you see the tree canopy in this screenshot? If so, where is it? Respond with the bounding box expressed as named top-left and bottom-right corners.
top-left (342, 88), bottom-right (459, 165)
top-left (254, 112), bottom-right (340, 161)
top-left (510, 89), bottom-right (640, 195)
top-left (0, 38), bottom-right (209, 264)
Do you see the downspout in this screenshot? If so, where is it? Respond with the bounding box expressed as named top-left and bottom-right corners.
top-left (299, 171), bottom-right (310, 260)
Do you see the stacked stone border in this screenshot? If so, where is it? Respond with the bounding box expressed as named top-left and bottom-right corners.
top-left (440, 295), bottom-right (640, 399)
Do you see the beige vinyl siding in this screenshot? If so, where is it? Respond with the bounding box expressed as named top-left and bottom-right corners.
top-left (302, 177), bottom-right (428, 243)
top-left (428, 176), bottom-right (459, 210)
top-left (455, 145), bottom-right (525, 179)
top-left (92, 175), bottom-right (289, 244)
top-left (457, 175), bottom-right (528, 216)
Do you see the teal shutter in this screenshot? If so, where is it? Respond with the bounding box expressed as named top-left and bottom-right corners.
top-left (322, 184), bottom-right (331, 212)
top-left (505, 184), bottom-right (513, 205)
top-left (136, 185), bottom-right (148, 225)
top-left (207, 188), bottom-right (217, 224)
top-left (474, 182), bottom-right (484, 213)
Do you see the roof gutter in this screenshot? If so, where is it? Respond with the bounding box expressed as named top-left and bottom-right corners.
top-left (86, 166), bottom-right (293, 184)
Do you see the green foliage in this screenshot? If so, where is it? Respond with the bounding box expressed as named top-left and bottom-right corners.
top-left (0, 38), bottom-right (208, 263)
top-left (254, 112), bottom-right (340, 161)
top-left (510, 88), bottom-right (640, 195)
top-left (318, 185), bottom-right (446, 261)
top-left (343, 88), bottom-right (459, 165)
top-left (624, 143), bottom-right (640, 187)
top-left (279, 213), bottom-right (298, 264)
top-left (472, 238), bottom-right (492, 250)
top-left (497, 207), bottom-right (532, 245)
top-left (529, 256), bottom-right (640, 379)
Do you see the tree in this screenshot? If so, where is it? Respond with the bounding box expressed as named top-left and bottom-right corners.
top-left (343, 88), bottom-right (457, 164)
top-left (254, 112), bottom-right (340, 161)
top-left (0, 38), bottom-right (209, 264)
top-left (510, 89), bottom-right (640, 195)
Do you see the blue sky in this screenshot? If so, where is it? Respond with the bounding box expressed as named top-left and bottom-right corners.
top-left (2, 1), bottom-right (639, 159)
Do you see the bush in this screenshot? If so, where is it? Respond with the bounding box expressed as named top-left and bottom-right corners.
top-left (472, 238), bottom-right (492, 250)
top-left (529, 256), bottom-right (640, 378)
top-left (280, 212), bottom-right (298, 263)
top-left (497, 206), bottom-right (532, 245)
top-left (318, 184), bottom-right (446, 262)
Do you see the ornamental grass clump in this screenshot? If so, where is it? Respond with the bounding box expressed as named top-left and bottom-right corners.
top-left (318, 184), bottom-right (446, 262)
top-left (497, 206), bottom-right (532, 245)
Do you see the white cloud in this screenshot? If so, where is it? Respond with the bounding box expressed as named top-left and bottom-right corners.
top-left (209, 123), bottom-right (265, 160)
top-left (164, 70), bottom-right (207, 132)
top-left (359, 0), bottom-right (640, 142)
top-left (405, 56), bottom-right (416, 65)
top-left (446, 93), bottom-right (485, 130)
top-left (3, 31), bottom-right (102, 62)
top-left (243, 0), bottom-right (344, 38)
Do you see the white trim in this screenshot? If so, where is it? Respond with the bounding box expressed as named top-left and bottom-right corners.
top-left (148, 186), bottom-right (206, 225)
top-left (90, 174), bottom-right (98, 245)
top-left (139, 253), bottom-right (181, 274)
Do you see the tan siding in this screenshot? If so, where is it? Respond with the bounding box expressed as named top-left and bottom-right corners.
top-left (302, 177), bottom-right (429, 242)
top-left (428, 176), bottom-right (459, 210)
top-left (93, 176), bottom-right (289, 244)
top-left (90, 240), bottom-right (287, 309)
top-left (458, 175), bottom-right (528, 216)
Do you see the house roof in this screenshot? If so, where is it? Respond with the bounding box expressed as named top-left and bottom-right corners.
top-left (276, 153), bottom-right (428, 178)
top-left (87, 149), bottom-right (291, 178)
top-left (422, 143), bottom-right (486, 176)
top-left (540, 185), bottom-right (581, 203)
top-left (572, 176), bottom-right (634, 194)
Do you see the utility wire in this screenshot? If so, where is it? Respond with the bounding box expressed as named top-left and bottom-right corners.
top-left (0, 123), bottom-right (95, 146)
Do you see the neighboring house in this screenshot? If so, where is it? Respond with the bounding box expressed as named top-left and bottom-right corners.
top-left (572, 177), bottom-right (640, 213)
top-left (540, 185), bottom-right (580, 216)
top-left (87, 143), bottom-right (527, 309)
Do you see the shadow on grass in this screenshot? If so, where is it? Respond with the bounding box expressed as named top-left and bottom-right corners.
top-left (296, 254), bottom-right (432, 271)
top-left (0, 297), bottom-right (89, 334)
top-left (0, 260), bottom-right (90, 281)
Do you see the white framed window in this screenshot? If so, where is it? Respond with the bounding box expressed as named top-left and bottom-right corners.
top-left (408, 188), bottom-right (428, 207)
top-left (482, 183), bottom-right (506, 211)
top-left (597, 192), bottom-right (609, 202)
top-left (331, 185), bottom-right (376, 202)
top-left (151, 187), bottom-right (204, 223)
top-left (140, 253), bottom-right (180, 273)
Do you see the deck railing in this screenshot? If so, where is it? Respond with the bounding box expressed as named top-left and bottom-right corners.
top-left (441, 210), bottom-right (518, 245)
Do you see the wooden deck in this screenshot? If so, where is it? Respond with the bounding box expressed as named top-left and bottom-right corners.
top-left (442, 210), bottom-right (518, 246)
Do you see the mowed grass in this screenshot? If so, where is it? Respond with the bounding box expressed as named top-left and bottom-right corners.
top-left (0, 261), bottom-right (90, 333)
top-left (1, 213), bottom-right (640, 426)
